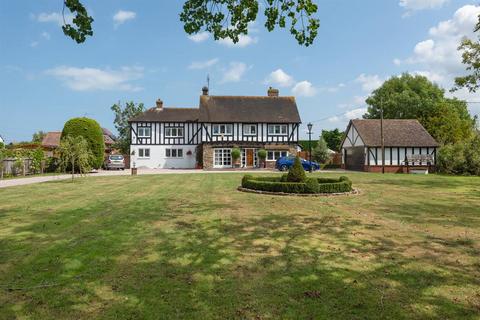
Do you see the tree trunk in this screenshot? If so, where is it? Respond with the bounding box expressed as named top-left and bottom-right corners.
top-left (71, 158), bottom-right (75, 181)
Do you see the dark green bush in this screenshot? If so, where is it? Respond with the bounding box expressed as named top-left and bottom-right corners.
top-left (241, 175), bottom-right (352, 194)
top-left (61, 117), bottom-right (105, 169)
top-left (287, 156), bottom-right (306, 182)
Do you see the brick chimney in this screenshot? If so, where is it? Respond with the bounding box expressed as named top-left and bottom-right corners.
top-left (155, 99), bottom-right (163, 110)
top-left (267, 87), bottom-right (279, 97)
top-left (202, 86), bottom-right (209, 96)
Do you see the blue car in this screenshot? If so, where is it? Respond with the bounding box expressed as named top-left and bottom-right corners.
top-left (275, 156), bottom-right (320, 171)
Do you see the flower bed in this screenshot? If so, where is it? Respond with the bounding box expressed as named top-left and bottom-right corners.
top-left (241, 174), bottom-right (353, 194)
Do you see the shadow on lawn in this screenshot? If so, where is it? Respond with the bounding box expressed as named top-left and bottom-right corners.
top-left (1, 189), bottom-right (479, 319)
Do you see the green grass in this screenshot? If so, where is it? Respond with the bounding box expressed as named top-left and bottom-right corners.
top-left (0, 173), bottom-right (479, 319)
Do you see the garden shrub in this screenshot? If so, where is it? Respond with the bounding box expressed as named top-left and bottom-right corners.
top-left (61, 117), bottom-right (104, 169)
top-left (241, 175), bottom-right (352, 194)
top-left (287, 156), bottom-right (306, 182)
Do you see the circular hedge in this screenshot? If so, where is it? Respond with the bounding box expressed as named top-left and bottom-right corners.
top-left (241, 175), bottom-right (353, 194)
top-left (61, 117), bottom-right (105, 169)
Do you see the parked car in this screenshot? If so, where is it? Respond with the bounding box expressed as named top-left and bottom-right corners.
top-left (104, 154), bottom-right (125, 170)
top-left (275, 156), bottom-right (320, 171)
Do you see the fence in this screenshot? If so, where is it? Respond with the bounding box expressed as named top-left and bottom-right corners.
top-left (1, 158), bottom-right (34, 177)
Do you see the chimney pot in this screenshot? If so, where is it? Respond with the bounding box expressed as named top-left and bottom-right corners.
top-left (202, 86), bottom-right (209, 96)
top-left (156, 99), bottom-right (163, 110)
top-left (267, 87), bottom-right (279, 97)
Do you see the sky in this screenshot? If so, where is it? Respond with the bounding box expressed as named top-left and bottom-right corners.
top-left (1, 0), bottom-right (480, 142)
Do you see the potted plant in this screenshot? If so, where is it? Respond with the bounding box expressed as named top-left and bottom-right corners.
top-left (231, 148), bottom-right (241, 168)
top-left (257, 149), bottom-right (267, 168)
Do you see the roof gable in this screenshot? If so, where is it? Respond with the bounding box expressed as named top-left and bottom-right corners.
top-left (350, 119), bottom-right (439, 147)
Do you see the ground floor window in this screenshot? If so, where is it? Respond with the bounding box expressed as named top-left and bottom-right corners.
top-left (214, 148), bottom-right (232, 167)
top-left (166, 148), bottom-right (183, 158)
top-left (138, 148), bottom-right (150, 158)
top-left (267, 150), bottom-right (288, 161)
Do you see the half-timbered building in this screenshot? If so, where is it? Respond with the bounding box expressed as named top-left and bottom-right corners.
top-left (129, 87), bottom-right (301, 169)
top-left (341, 119), bottom-right (439, 173)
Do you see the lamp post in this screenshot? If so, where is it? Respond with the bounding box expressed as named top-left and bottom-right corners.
top-left (307, 122), bottom-right (313, 173)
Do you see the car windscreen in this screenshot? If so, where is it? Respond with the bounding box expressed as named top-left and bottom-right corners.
top-left (109, 155), bottom-right (124, 160)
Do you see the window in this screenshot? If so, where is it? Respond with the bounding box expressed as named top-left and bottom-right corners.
top-left (267, 124), bottom-right (287, 135)
top-left (165, 148), bottom-right (183, 158)
top-left (165, 127), bottom-right (184, 138)
top-left (138, 148), bottom-right (150, 158)
top-left (138, 127), bottom-right (151, 138)
top-left (243, 124), bottom-right (257, 135)
top-left (212, 124), bottom-right (233, 135)
top-left (214, 149), bottom-right (232, 167)
top-left (267, 150), bottom-right (288, 161)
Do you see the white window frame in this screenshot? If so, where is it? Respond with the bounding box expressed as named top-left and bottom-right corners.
top-left (267, 124), bottom-right (288, 135)
top-left (267, 150), bottom-right (288, 161)
top-left (138, 127), bottom-right (151, 138)
top-left (138, 148), bottom-right (150, 158)
top-left (243, 124), bottom-right (257, 136)
top-left (165, 127), bottom-right (184, 138)
top-left (213, 148), bottom-right (232, 168)
top-left (165, 148), bottom-right (184, 158)
top-left (212, 124), bottom-right (233, 136)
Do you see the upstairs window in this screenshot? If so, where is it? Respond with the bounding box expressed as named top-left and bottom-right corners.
top-left (268, 124), bottom-right (287, 135)
top-left (138, 127), bottom-right (151, 138)
top-left (165, 127), bottom-right (184, 138)
top-left (212, 124), bottom-right (233, 135)
top-left (243, 124), bottom-right (257, 136)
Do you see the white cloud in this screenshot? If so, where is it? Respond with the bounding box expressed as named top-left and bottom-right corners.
top-left (41, 31), bottom-right (51, 40)
top-left (292, 81), bottom-right (317, 97)
top-left (188, 32), bottom-right (209, 43)
top-left (30, 41), bottom-right (39, 48)
top-left (355, 74), bottom-right (384, 92)
top-left (113, 10), bottom-right (136, 27)
top-left (188, 58), bottom-right (219, 70)
top-left (46, 66), bottom-right (144, 92)
top-left (328, 107), bottom-right (367, 123)
top-left (400, 0), bottom-right (448, 11)
top-left (264, 69), bottom-right (294, 87)
top-left (221, 62), bottom-right (248, 83)
top-left (400, 5), bottom-right (480, 90)
top-left (218, 35), bottom-right (258, 48)
top-left (33, 12), bottom-right (73, 26)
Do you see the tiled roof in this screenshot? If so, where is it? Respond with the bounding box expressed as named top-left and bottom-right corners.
top-left (351, 119), bottom-right (439, 147)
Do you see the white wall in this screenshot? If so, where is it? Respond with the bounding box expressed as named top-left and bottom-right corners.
top-left (366, 147), bottom-right (436, 166)
top-left (131, 145), bottom-right (197, 169)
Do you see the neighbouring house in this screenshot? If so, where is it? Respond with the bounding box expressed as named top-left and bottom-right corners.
top-left (41, 128), bottom-right (117, 157)
top-left (341, 119), bottom-right (439, 173)
top-left (128, 87), bottom-right (301, 169)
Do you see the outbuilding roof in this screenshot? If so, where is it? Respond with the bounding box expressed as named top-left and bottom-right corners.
top-left (350, 119), bottom-right (439, 147)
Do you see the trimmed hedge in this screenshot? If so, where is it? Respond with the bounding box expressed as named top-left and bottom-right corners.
top-left (61, 117), bottom-right (105, 169)
top-left (241, 175), bottom-right (352, 194)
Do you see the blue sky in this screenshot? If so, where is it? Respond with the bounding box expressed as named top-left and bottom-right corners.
top-left (1, 0), bottom-right (480, 142)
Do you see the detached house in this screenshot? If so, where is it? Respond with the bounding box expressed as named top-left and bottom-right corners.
top-left (129, 87), bottom-right (301, 169)
top-left (341, 119), bottom-right (439, 172)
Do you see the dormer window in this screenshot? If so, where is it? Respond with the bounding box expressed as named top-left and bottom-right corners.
top-left (138, 127), bottom-right (151, 138)
top-left (268, 124), bottom-right (287, 135)
top-left (165, 127), bottom-right (184, 138)
top-left (212, 124), bottom-right (233, 135)
top-left (243, 124), bottom-right (257, 136)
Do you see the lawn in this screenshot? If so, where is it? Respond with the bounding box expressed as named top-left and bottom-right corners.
top-left (0, 172), bottom-right (479, 319)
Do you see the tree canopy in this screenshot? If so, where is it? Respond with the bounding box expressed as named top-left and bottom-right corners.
top-left (321, 129), bottom-right (343, 152)
top-left (454, 18), bottom-right (480, 92)
top-left (363, 73), bottom-right (475, 145)
top-left (111, 101), bottom-right (145, 154)
top-left (312, 136), bottom-right (330, 164)
top-left (60, 0), bottom-right (319, 46)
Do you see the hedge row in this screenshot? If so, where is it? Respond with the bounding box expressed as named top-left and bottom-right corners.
top-left (241, 175), bottom-right (352, 194)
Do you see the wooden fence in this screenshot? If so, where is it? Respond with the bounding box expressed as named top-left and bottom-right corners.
top-left (1, 158), bottom-right (34, 177)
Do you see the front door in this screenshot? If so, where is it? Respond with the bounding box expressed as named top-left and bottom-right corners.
top-left (246, 149), bottom-right (254, 167)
